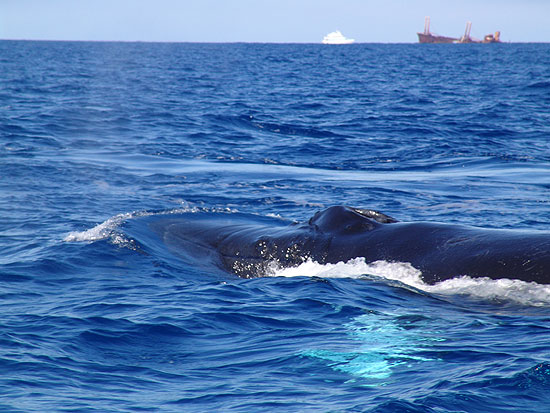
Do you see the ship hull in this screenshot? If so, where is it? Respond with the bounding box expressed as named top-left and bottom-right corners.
top-left (417, 33), bottom-right (456, 44)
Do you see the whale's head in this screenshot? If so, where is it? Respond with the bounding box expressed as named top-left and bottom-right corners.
top-left (309, 206), bottom-right (397, 235)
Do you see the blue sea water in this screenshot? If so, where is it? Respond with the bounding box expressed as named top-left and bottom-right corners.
top-left (2, 40), bottom-right (550, 412)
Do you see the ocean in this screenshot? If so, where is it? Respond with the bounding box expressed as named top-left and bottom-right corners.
top-left (1, 40), bottom-right (550, 412)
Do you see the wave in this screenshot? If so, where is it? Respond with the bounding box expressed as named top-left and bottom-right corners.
top-left (526, 80), bottom-right (550, 90)
top-left (62, 206), bottom-right (233, 246)
top-left (64, 212), bottom-right (137, 243)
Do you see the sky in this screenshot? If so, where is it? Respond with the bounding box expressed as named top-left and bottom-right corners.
top-left (1, 0), bottom-right (549, 43)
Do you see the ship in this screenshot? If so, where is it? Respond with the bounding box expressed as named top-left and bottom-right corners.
top-left (417, 17), bottom-right (501, 44)
top-left (457, 21), bottom-right (501, 43)
top-left (322, 30), bottom-right (355, 45)
top-left (417, 17), bottom-right (456, 43)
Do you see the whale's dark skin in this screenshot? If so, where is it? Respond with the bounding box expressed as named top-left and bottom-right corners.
top-left (142, 206), bottom-right (550, 284)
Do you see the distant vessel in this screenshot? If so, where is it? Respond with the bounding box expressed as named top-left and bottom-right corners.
top-left (417, 17), bottom-right (455, 43)
top-left (457, 21), bottom-right (501, 43)
top-left (417, 17), bottom-right (501, 44)
top-left (322, 31), bottom-right (355, 45)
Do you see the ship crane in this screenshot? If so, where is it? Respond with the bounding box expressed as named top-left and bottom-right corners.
top-left (424, 16), bottom-right (430, 36)
top-left (460, 21), bottom-right (473, 43)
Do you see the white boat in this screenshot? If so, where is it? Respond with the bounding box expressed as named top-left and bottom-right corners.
top-left (322, 30), bottom-right (355, 44)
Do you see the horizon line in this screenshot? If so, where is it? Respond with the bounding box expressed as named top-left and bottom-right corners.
top-left (1, 38), bottom-right (545, 45)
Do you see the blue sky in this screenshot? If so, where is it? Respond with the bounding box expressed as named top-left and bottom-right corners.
top-left (1, 0), bottom-right (548, 43)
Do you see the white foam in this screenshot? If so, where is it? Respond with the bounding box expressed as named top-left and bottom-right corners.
top-left (63, 206), bottom-right (201, 244)
top-left (64, 212), bottom-right (134, 243)
top-left (270, 258), bottom-right (422, 281)
top-left (425, 276), bottom-right (550, 307)
top-left (269, 258), bottom-right (550, 307)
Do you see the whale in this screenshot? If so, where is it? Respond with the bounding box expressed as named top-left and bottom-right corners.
top-left (136, 206), bottom-right (550, 285)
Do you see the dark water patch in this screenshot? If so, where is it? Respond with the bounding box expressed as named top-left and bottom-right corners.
top-left (526, 80), bottom-right (550, 89)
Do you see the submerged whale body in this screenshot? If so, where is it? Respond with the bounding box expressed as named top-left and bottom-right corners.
top-left (141, 206), bottom-right (550, 285)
